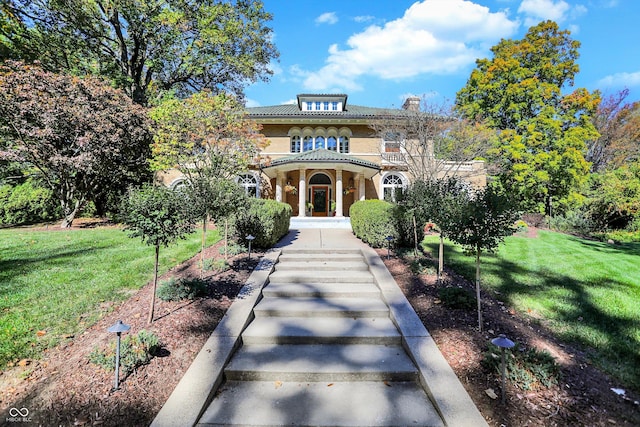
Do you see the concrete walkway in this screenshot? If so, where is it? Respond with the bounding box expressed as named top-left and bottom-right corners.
top-left (152, 229), bottom-right (488, 427)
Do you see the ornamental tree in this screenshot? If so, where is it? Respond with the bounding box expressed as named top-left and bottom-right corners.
top-left (455, 21), bottom-right (600, 214)
top-left (120, 184), bottom-right (194, 324)
top-left (0, 61), bottom-right (152, 228)
top-left (1, 0), bottom-right (278, 105)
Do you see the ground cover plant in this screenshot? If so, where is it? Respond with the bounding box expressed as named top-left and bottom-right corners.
top-left (423, 229), bottom-right (640, 391)
top-left (0, 224), bottom-right (221, 368)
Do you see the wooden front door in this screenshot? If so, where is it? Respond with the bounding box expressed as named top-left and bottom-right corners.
top-left (312, 186), bottom-right (328, 216)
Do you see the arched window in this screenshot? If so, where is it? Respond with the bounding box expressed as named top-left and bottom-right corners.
top-left (315, 136), bottom-right (325, 149)
top-left (381, 173), bottom-right (406, 202)
top-left (170, 178), bottom-right (188, 192)
top-left (303, 136), bottom-right (314, 151)
top-left (327, 136), bottom-right (337, 151)
top-left (339, 136), bottom-right (349, 153)
top-left (237, 173), bottom-right (259, 197)
top-left (290, 135), bottom-right (301, 153)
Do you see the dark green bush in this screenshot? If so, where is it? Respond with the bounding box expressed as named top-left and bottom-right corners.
top-left (482, 343), bottom-right (560, 390)
top-left (0, 179), bottom-right (59, 225)
top-left (233, 198), bottom-right (292, 248)
top-left (410, 257), bottom-right (437, 276)
top-left (89, 330), bottom-right (160, 376)
top-left (438, 286), bottom-right (476, 310)
top-left (393, 203), bottom-right (424, 248)
top-left (157, 277), bottom-right (208, 301)
top-left (349, 200), bottom-right (397, 248)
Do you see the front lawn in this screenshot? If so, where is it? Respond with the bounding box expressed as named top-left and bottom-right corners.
top-left (0, 225), bottom-right (221, 368)
top-left (423, 230), bottom-right (640, 391)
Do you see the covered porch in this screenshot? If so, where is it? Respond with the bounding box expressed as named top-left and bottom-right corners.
top-left (261, 149), bottom-right (381, 217)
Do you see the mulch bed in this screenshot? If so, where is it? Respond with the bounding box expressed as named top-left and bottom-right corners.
top-left (1, 224), bottom-right (639, 426)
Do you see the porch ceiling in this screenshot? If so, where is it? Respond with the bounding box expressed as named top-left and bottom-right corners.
top-left (261, 149), bottom-right (381, 179)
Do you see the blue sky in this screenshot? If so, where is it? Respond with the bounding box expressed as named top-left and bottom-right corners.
top-left (244, 0), bottom-right (640, 109)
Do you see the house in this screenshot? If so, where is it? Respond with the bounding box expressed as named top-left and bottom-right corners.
top-left (245, 94), bottom-right (486, 217)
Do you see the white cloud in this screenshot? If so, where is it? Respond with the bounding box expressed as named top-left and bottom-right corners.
top-left (301, 0), bottom-right (519, 92)
top-left (280, 99), bottom-right (297, 105)
top-left (354, 15), bottom-right (375, 23)
top-left (315, 12), bottom-right (338, 25)
top-left (598, 71), bottom-right (640, 88)
top-left (245, 98), bottom-right (261, 108)
top-left (518, 0), bottom-right (570, 26)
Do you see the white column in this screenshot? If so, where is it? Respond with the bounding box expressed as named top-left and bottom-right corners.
top-left (336, 168), bottom-right (344, 217)
top-left (275, 171), bottom-right (284, 202)
top-left (298, 168), bottom-right (306, 217)
top-left (358, 173), bottom-right (366, 201)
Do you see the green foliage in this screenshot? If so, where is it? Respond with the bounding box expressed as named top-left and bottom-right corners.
top-left (233, 198), bottom-right (291, 248)
top-left (438, 287), bottom-right (476, 310)
top-left (455, 21), bottom-right (599, 214)
top-left (200, 258), bottom-right (230, 273)
top-left (349, 200), bottom-right (397, 248)
top-left (548, 210), bottom-right (595, 235)
top-left (0, 179), bottom-right (59, 225)
top-left (410, 257), bottom-right (437, 276)
top-left (89, 330), bottom-right (160, 376)
top-left (157, 277), bottom-right (208, 302)
top-left (120, 184), bottom-right (194, 249)
top-left (2, 0), bottom-right (279, 105)
top-left (219, 241), bottom-right (247, 256)
top-left (586, 162), bottom-right (640, 230)
top-left (482, 344), bottom-right (560, 390)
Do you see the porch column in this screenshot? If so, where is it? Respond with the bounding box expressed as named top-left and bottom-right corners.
top-left (275, 171), bottom-right (284, 202)
top-left (335, 168), bottom-right (344, 217)
top-left (358, 172), bottom-right (366, 201)
top-left (298, 168), bottom-right (306, 217)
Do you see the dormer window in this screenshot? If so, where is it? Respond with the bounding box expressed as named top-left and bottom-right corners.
top-left (297, 94), bottom-right (348, 112)
top-left (332, 102), bottom-right (338, 111)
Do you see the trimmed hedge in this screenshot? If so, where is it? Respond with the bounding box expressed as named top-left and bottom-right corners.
top-left (349, 200), bottom-right (398, 248)
top-left (350, 199), bottom-right (422, 248)
top-left (233, 198), bottom-right (292, 248)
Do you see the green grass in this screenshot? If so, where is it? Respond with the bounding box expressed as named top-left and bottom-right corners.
top-left (423, 230), bottom-right (640, 391)
top-left (0, 226), bottom-right (221, 368)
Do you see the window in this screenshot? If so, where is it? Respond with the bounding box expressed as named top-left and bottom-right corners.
top-left (303, 136), bottom-right (314, 151)
top-left (237, 173), bottom-right (259, 197)
top-left (290, 135), bottom-right (301, 153)
top-left (332, 101), bottom-right (338, 111)
top-left (315, 101), bottom-right (321, 110)
top-left (323, 101), bottom-right (329, 111)
top-left (315, 136), bottom-right (325, 149)
top-left (306, 102), bottom-right (313, 111)
top-left (383, 131), bottom-right (403, 152)
top-left (327, 136), bottom-right (337, 151)
top-left (339, 136), bottom-right (349, 153)
top-left (381, 173), bottom-right (406, 202)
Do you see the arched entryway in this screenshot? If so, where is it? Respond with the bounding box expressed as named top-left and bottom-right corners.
top-left (309, 172), bottom-right (332, 216)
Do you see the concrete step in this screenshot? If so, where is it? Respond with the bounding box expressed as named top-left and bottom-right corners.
top-left (225, 344), bottom-right (417, 382)
top-left (275, 260), bottom-right (369, 271)
top-left (281, 247), bottom-right (362, 255)
top-left (268, 270), bottom-right (374, 284)
top-left (262, 282), bottom-right (380, 298)
top-left (241, 316), bottom-right (400, 345)
top-left (253, 296), bottom-right (390, 318)
top-left (198, 380), bottom-right (444, 427)
top-left (279, 252), bottom-right (364, 262)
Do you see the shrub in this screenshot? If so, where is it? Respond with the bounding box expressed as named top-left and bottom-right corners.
top-left (201, 258), bottom-right (230, 272)
top-left (393, 203), bottom-right (424, 248)
top-left (548, 210), bottom-right (595, 235)
top-left (0, 179), bottom-right (59, 225)
top-left (218, 241), bottom-right (247, 256)
top-left (438, 286), bottom-right (476, 310)
top-left (350, 200), bottom-right (397, 248)
top-left (410, 257), bottom-right (437, 276)
top-left (233, 198), bottom-right (292, 248)
top-left (157, 277), bottom-right (208, 301)
top-left (89, 330), bottom-right (160, 376)
top-left (482, 343), bottom-right (560, 390)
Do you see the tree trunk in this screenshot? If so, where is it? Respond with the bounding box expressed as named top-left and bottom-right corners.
top-left (200, 216), bottom-right (207, 278)
top-left (476, 247), bottom-right (482, 332)
top-left (438, 234), bottom-right (444, 284)
top-left (60, 199), bottom-right (82, 228)
top-left (224, 219), bottom-right (229, 260)
top-left (412, 215), bottom-right (418, 257)
top-left (148, 245), bottom-right (159, 324)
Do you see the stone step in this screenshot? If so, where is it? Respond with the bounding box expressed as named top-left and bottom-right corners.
top-left (262, 282), bottom-right (380, 298)
top-left (281, 247), bottom-right (362, 255)
top-left (198, 380), bottom-right (444, 427)
top-left (268, 270), bottom-right (374, 284)
top-left (275, 260), bottom-right (369, 271)
top-left (225, 344), bottom-right (417, 382)
top-left (279, 252), bottom-right (364, 262)
top-left (241, 316), bottom-right (400, 345)
top-left (253, 296), bottom-right (389, 318)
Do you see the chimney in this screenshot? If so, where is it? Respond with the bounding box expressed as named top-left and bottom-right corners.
top-left (402, 96), bottom-right (420, 112)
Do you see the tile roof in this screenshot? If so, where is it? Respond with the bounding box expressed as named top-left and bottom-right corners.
top-left (265, 148), bottom-right (381, 170)
top-left (247, 103), bottom-right (405, 119)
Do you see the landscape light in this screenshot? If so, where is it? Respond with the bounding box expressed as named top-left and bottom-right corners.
top-left (107, 320), bottom-right (131, 391)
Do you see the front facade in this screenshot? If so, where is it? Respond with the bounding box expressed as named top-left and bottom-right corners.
top-left (247, 94), bottom-right (486, 217)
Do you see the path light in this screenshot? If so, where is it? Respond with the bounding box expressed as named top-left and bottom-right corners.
top-left (108, 320), bottom-right (130, 391)
top-left (491, 334), bottom-right (515, 404)
top-left (385, 236), bottom-right (394, 259)
top-left (246, 234), bottom-right (255, 262)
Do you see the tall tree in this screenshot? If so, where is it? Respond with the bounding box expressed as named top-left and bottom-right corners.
top-left (588, 89), bottom-right (640, 172)
top-left (0, 61), bottom-right (152, 227)
top-left (455, 21), bottom-right (600, 215)
top-left (1, 0), bottom-right (278, 105)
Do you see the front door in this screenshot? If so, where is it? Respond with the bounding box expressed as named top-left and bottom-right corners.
top-left (312, 186), bottom-right (328, 216)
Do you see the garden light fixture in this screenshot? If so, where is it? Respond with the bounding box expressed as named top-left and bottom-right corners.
top-left (491, 334), bottom-right (515, 404)
top-left (246, 234), bottom-right (255, 262)
top-left (385, 236), bottom-right (394, 259)
top-left (107, 320), bottom-right (131, 391)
